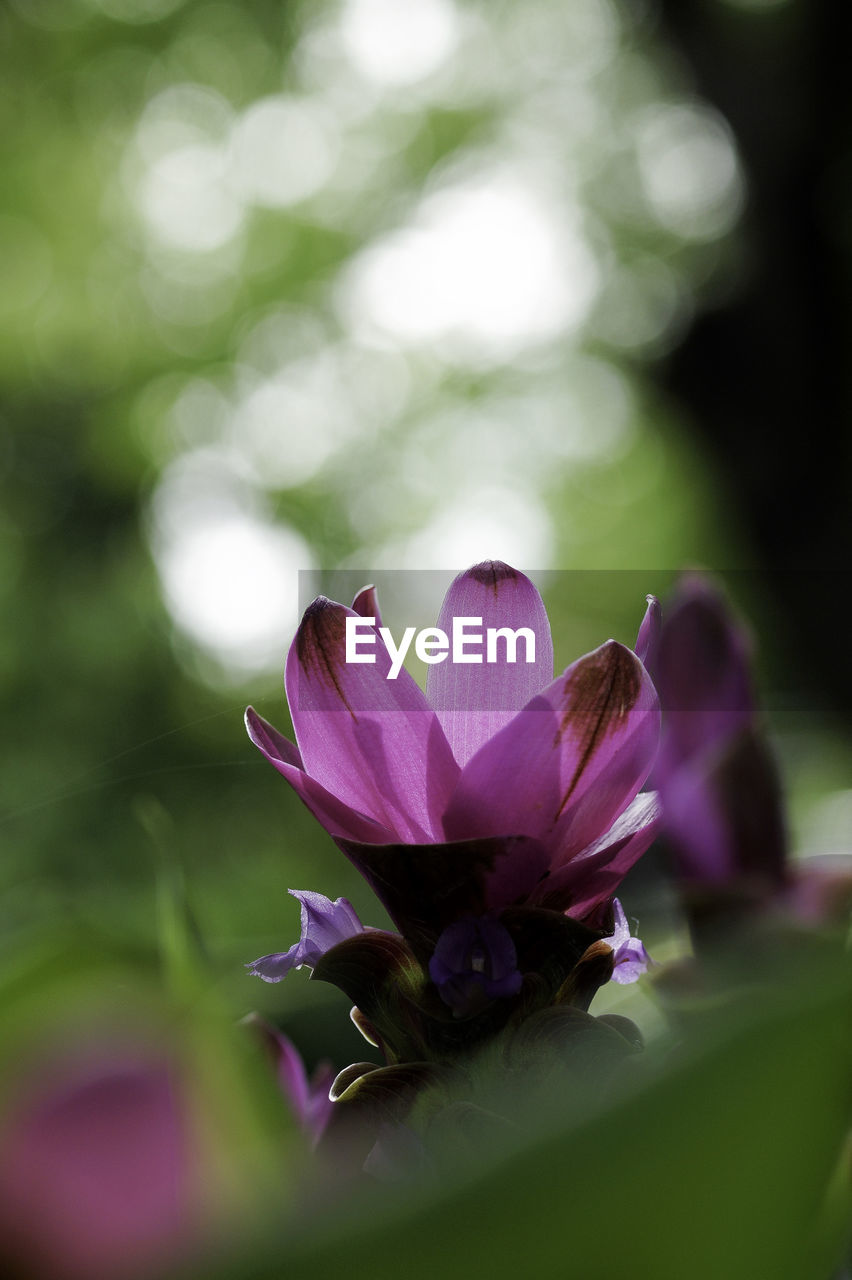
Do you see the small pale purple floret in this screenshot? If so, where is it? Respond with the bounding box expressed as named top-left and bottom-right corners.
top-left (606, 898), bottom-right (651, 985)
top-left (247, 889), bottom-right (364, 983)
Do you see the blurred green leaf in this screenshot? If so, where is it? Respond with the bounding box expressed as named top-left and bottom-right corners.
top-left (202, 947), bottom-right (852, 1280)
top-left (136, 793), bottom-right (208, 1002)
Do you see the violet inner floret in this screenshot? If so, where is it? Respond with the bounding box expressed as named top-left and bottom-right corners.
top-left (429, 916), bottom-right (523, 1016)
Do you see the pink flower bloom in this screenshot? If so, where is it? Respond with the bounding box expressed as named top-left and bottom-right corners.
top-left (0, 1044), bottom-right (197, 1280)
top-left (246, 563), bottom-right (661, 931)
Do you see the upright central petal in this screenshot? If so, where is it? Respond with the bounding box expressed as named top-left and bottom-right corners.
top-left (426, 562), bottom-right (554, 768)
top-left (286, 598), bottom-right (459, 842)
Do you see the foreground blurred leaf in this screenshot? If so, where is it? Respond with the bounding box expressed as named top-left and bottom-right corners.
top-left (200, 939), bottom-right (852, 1280)
top-left (0, 937), bottom-right (298, 1275)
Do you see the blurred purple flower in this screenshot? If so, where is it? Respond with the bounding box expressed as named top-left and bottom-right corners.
top-left (605, 898), bottom-right (651, 985)
top-left (645, 577), bottom-right (852, 937)
top-left (243, 1015), bottom-right (334, 1144)
top-left (646, 577), bottom-right (786, 891)
top-left (0, 1044), bottom-right (196, 1280)
top-left (247, 889), bottom-right (364, 982)
top-left (246, 562), bottom-right (661, 928)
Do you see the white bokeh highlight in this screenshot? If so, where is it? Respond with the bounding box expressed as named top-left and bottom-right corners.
top-left (339, 0), bottom-right (460, 87)
top-left (635, 103), bottom-right (743, 241)
top-left (340, 168), bottom-right (598, 360)
top-left (229, 96), bottom-right (340, 209)
top-left (151, 451), bottom-right (314, 675)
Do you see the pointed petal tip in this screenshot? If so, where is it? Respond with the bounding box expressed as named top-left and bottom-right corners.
top-left (351, 584), bottom-right (380, 618)
top-left (295, 595), bottom-right (350, 648)
top-left (563, 638), bottom-right (655, 720)
top-left (244, 706), bottom-right (302, 767)
top-left (352, 584), bottom-right (383, 629)
top-left (303, 593), bottom-right (335, 615)
top-left (635, 595), bottom-right (662, 667)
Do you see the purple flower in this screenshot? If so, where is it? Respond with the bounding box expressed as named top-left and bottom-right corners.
top-left (648, 577), bottom-right (852, 933)
top-left (0, 1042), bottom-right (197, 1280)
top-left (647, 576), bottom-right (786, 890)
top-left (605, 898), bottom-right (651, 985)
top-left (428, 916), bottom-right (523, 1016)
top-left (247, 890), bottom-right (365, 982)
top-left (243, 1015), bottom-right (334, 1144)
top-left (246, 562), bottom-right (661, 928)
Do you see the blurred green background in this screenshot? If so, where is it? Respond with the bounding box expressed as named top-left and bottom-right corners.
top-left (1, 0), bottom-right (850, 1078)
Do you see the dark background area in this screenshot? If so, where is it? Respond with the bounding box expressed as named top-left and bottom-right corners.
top-left (659, 0), bottom-right (852, 719)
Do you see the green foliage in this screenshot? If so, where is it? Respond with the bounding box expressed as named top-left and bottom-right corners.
top-left (200, 944), bottom-right (852, 1280)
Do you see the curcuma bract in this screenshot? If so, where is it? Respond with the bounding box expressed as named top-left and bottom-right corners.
top-left (245, 563), bottom-right (660, 1141)
top-left (648, 576), bottom-right (852, 939)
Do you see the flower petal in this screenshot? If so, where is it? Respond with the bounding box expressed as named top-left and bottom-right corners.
top-left (442, 641), bottom-right (659, 863)
top-left (245, 890), bottom-right (365, 982)
top-left (286, 598), bottom-right (460, 842)
top-left (352, 584), bottom-right (383, 627)
top-left (606, 898), bottom-right (651, 984)
top-left (246, 944), bottom-right (302, 983)
top-left (426, 562), bottom-right (554, 768)
top-left (242, 1014), bottom-right (334, 1143)
top-left (663, 730), bottom-right (787, 886)
top-left (0, 1046), bottom-right (191, 1279)
top-left (609, 936), bottom-right (650, 985)
top-left (609, 897), bottom-right (632, 949)
top-left (245, 707), bottom-right (395, 844)
top-left (635, 594), bottom-right (661, 668)
top-left (653, 576), bottom-right (753, 770)
top-left (533, 792), bottom-right (661, 919)
top-left (289, 889), bottom-right (365, 959)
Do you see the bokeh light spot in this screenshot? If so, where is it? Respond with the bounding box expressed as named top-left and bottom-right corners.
top-left (635, 102), bottom-right (743, 241)
top-left (340, 168), bottom-right (598, 362)
top-left (230, 96), bottom-right (340, 209)
top-left (339, 0), bottom-right (459, 87)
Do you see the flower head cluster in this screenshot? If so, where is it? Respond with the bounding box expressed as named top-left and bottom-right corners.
top-left (244, 563), bottom-right (660, 1125)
